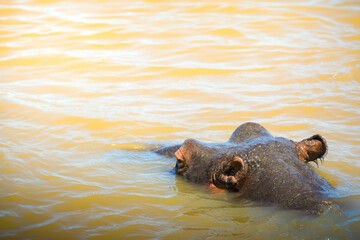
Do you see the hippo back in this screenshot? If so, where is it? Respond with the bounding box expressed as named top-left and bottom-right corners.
top-left (229, 122), bottom-right (272, 143)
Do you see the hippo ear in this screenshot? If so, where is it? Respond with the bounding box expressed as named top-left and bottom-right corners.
top-left (297, 134), bottom-right (328, 164)
top-left (212, 156), bottom-right (247, 190)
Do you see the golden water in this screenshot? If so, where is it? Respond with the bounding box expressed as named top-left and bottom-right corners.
top-left (1, 0), bottom-right (360, 239)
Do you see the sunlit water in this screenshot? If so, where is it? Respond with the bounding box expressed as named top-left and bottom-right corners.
top-left (1, 0), bottom-right (360, 239)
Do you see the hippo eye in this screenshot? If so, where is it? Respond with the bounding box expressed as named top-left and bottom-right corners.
top-left (176, 158), bottom-right (184, 167)
top-left (175, 149), bottom-right (186, 163)
top-left (176, 156), bottom-right (186, 169)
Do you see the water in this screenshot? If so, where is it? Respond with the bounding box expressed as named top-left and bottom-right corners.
top-left (1, 0), bottom-right (359, 239)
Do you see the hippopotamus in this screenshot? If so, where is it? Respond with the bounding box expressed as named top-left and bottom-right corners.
top-left (155, 122), bottom-right (333, 214)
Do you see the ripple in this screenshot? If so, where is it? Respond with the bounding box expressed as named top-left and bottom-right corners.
top-left (0, 0), bottom-right (359, 239)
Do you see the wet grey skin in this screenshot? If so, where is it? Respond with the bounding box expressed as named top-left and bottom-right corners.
top-left (155, 122), bottom-right (333, 215)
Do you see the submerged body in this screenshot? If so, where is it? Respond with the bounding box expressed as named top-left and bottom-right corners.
top-left (155, 122), bottom-right (333, 214)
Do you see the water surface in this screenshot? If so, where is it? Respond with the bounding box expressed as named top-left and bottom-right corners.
top-left (1, 0), bottom-right (360, 239)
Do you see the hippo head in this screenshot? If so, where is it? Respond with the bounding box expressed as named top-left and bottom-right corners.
top-left (296, 134), bottom-right (328, 164)
top-left (174, 139), bottom-right (247, 189)
top-left (156, 122), bottom-right (332, 214)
